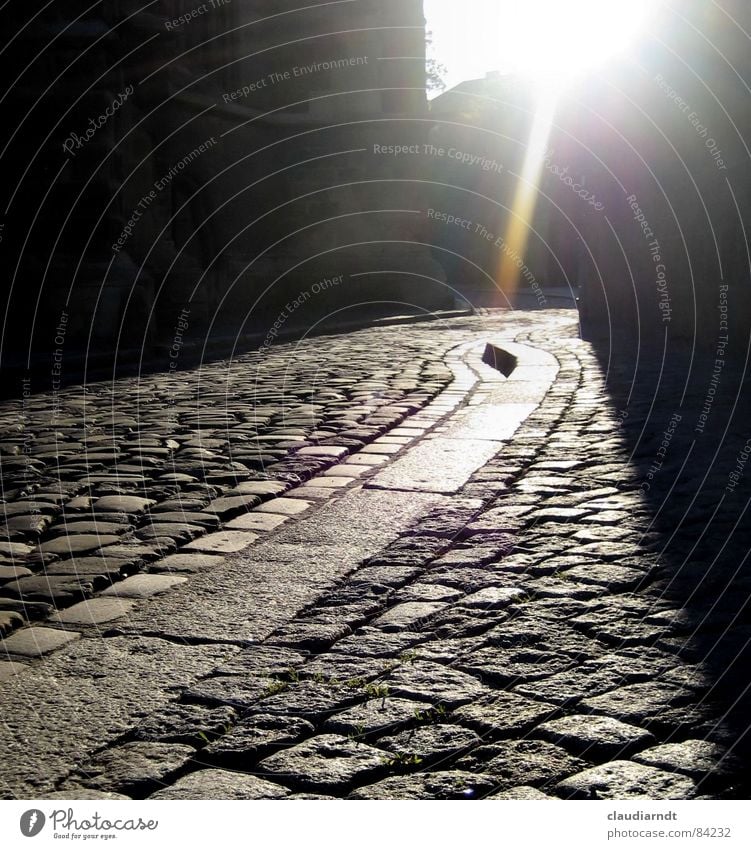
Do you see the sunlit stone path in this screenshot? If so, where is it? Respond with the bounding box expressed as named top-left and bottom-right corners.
top-left (1, 310), bottom-right (749, 800)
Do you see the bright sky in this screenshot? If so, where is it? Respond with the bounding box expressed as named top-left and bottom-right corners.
top-left (424, 0), bottom-right (656, 95)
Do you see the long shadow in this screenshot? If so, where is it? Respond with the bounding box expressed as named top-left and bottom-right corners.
top-left (589, 332), bottom-right (751, 796)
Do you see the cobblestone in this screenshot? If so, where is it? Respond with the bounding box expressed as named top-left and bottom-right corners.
top-left (61, 742), bottom-right (196, 795)
top-left (257, 734), bottom-right (389, 792)
top-left (133, 703), bottom-right (239, 747)
top-left (49, 598), bottom-right (135, 625)
top-left (324, 697), bottom-right (432, 737)
top-left (456, 739), bottom-right (587, 789)
top-left (1, 311), bottom-right (749, 800)
top-left (1, 625), bottom-right (80, 657)
top-left (348, 771), bottom-right (496, 800)
top-left (535, 714), bottom-right (655, 759)
top-left (149, 769), bottom-right (289, 799)
top-left (633, 741), bottom-right (738, 782)
top-left (555, 760), bottom-right (696, 800)
top-left (378, 724), bottom-right (481, 764)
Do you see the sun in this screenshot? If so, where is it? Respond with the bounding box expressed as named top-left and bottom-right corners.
top-left (425, 0), bottom-right (657, 92)
top-left (424, 0), bottom-right (660, 301)
top-left (504, 0), bottom-right (654, 80)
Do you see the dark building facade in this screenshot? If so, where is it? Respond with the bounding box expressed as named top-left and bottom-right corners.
top-left (3, 1), bottom-right (751, 376)
top-left (1, 1), bottom-right (451, 373)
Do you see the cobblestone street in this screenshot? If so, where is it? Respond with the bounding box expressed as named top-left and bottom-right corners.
top-left (1, 310), bottom-right (750, 800)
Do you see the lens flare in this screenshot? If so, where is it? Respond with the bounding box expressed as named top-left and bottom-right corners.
top-left (426, 0), bottom-right (660, 298)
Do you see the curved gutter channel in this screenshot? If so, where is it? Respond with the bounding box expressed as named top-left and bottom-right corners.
top-left (0, 328), bottom-right (563, 796)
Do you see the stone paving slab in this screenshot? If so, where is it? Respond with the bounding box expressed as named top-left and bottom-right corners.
top-left (367, 437), bottom-right (504, 494)
top-left (148, 553), bottom-right (226, 574)
top-left (254, 498), bottom-right (311, 516)
top-left (49, 598), bottom-right (136, 625)
top-left (224, 513), bottom-right (289, 532)
top-left (1, 626), bottom-right (81, 658)
top-left (101, 574), bottom-right (188, 599)
top-left (181, 530), bottom-right (260, 553)
top-left (0, 660), bottom-right (26, 682)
